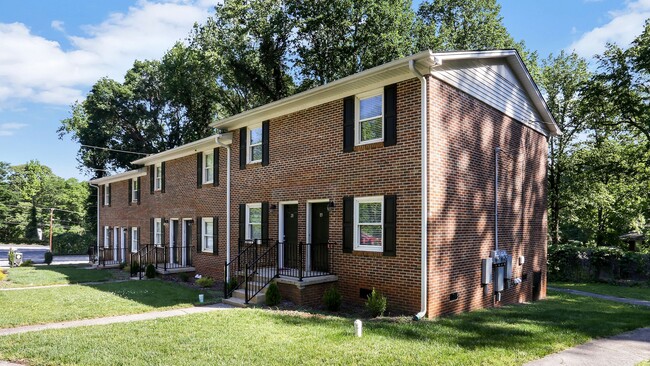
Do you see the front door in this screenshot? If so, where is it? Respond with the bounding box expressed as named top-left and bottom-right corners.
top-left (310, 202), bottom-right (329, 272)
top-left (283, 204), bottom-right (298, 268)
top-left (182, 220), bottom-right (192, 266)
top-left (170, 219), bottom-right (178, 264)
top-left (121, 228), bottom-right (127, 261)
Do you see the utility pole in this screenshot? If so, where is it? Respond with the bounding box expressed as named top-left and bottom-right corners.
top-left (49, 208), bottom-right (54, 252)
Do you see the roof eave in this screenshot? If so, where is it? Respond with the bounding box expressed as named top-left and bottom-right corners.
top-left (131, 133), bottom-right (233, 166)
top-left (89, 168), bottom-right (147, 185)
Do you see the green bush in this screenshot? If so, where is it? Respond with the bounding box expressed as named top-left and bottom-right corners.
top-left (365, 288), bottom-right (387, 318)
top-left (0, 270), bottom-right (6, 282)
top-left (20, 259), bottom-right (34, 267)
top-left (145, 264), bottom-right (156, 279)
top-left (44, 251), bottom-right (53, 265)
top-left (195, 276), bottom-right (214, 288)
top-left (129, 261), bottom-right (140, 276)
top-left (178, 273), bottom-right (190, 282)
top-left (7, 248), bottom-right (16, 267)
top-left (118, 262), bottom-right (127, 270)
top-left (323, 286), bottom-right (342, 311)
top-left (265, 282), bottom-right (281, 306)
top-left (226, 277), bottom-right (239, 293)
top-left (52, 233), bottom-right (95, 255)
top-left (548, 244), bottom-right (650, 282)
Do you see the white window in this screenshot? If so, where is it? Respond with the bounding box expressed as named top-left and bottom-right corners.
top-left (154, 163), bottom-right (162, 191)
top-left (203, 151), bottom-right (214, 184)
top-left (246, 203), bottom-right (262, 240)
top-left (103, 226), bottom-right (110, 248)
top-left (354, 196), bottom-right (383, 252)
top-left (131, 178), bottom-right (139, 202)
top-left (104, 185), bottom-right (110, 206)
top-left (356, 91), bottom-right (383, 145)
top-left (202, 217), bottom-right (214, 252)
top-left (247, 125), bottom-right (263, 164)
top-left (154, 218), bottom-right (162, 246)
top-left (131, 227), bottom-right (139, 252)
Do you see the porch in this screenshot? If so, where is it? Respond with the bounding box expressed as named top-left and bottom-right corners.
top-left (98, 243), bottom-right (195, 276)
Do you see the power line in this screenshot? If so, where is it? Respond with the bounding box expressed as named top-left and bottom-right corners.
top-left (81, 144), bottom-right (149, 156)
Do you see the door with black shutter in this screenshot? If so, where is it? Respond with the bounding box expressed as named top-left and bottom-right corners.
top-left (282, 204), bottom-right (298, 269)
top-left (310, 202), bottom-right (329, 272)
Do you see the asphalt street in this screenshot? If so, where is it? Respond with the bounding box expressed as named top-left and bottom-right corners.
top-left (0, 244), bottom-right (89, 266)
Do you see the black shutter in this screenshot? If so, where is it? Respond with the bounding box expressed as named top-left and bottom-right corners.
top-left (239, 127), bottom-right (247, 170)
top-left (262, 120), bottom-right (269, 166)
top-left (213, 148), bottom-right (219, 187)
top-left (239, 204), bottom-right (246, 242)
top-left (196, 152), bottom-right (203, 188)
top-left (149, 166), bottom-right (155, 194)
top-left (161, 162), bottom-right (166, 193)
top-left (161, 217), bottom-right (165, 246)
top-left (137, 177), bottom-right (141, 205)
top-left (127, 227), bottom-right (131, 253)
top-left (102, 186), bottom-right (106, 206)
top-left (261, 202), bottom-right (269, 241)
top-left (343, 96), bottom-right (355, 153)
top-left (213, 216), bottom-right (219, 255)
top-left (196, 217), bottom-right (202, 252)
top-left (384, 84), bottom-right (397, 147)
top-left (137, 227), bottom-right (141, 251)
top-left (383, 195), bottom-right (397, 257)
top-left (128, 180), bottom-right (132, 206)
top-left (343, 196), bottom-right (353, 253)
top-left (150, 218), bottom-right (154, 245)
top-left (108, 184), bottom-right (112, 207)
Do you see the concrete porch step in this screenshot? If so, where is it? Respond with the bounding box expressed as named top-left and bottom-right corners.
top-left (156, 266), bottom-right (195, 275)
top-left (232, 288), bottom-right (266, 304)
top-left (222, 297), bottom-right (248, 308)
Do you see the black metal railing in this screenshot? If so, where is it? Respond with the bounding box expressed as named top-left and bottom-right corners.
top-left (245, 242), bottom-right (279, 303)
top-left (98, 244), bottom-right (128, 267)
top-left (133, 244), bottom-right (193, 278)
top-left (277, 242), bottom-right (332, 281)
top-left (224, 239), bottom-right (265, 299)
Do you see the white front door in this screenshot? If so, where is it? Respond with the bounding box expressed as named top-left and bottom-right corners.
top-left (120, 228), bottom-right (127, 261)
top-left (169, 219), bottom-right (178, 264)
top-left (113, 227), bottom-right (119, 261)
top-left (181, 219), bottom-right (190, 266)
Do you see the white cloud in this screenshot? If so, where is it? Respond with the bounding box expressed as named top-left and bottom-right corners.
top-left (568, 0), bottom-right (650, 58)
top-left (0, 0), bottom-right (218, 107)
top-left (51, 20), bottom-right (65, 32)
top-left (0, 122), bottom-right (28, 137)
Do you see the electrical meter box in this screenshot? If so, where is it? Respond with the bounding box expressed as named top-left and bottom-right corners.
top-left (505, 255), bottom-right (513, 280)
top-left (481, 258), bottom-right (492, 285)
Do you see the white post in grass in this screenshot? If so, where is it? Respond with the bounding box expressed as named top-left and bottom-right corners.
top-left (354, 319), bottom-right (362, 337)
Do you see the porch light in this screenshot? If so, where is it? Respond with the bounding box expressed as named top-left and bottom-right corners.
top-left (270, 204), bottom-right (277, 210)
top-left (327, 200), bottom-right (335, 212)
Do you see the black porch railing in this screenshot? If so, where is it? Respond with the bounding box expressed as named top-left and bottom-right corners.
top-left (98, 245), bottom-right (128, 267)
top-left (277, 242), bottom-right (332, 281)
top-left (131, 244), bottom-right (194, 279)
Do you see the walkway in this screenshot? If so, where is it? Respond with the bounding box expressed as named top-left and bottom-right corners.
top-left (0, 303), bottom-right (234, 337)
top-left (525, 287), bottom-right (650, 365)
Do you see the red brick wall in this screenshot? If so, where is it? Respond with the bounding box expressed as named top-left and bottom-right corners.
top-left (426, 76), bottom-right (548, 316)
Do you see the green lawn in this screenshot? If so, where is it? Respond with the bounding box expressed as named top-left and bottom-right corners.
top-left (551, 282), bottom-right (650, 301)
top-left (1, 291), bottom-right (649, 366)
top-left (0, 265), bottom-right (119, 288)
top-left (0, 280), bottom-right (221, 328)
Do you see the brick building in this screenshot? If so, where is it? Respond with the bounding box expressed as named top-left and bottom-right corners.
top-left (90, 50), bottom-right (559, 318)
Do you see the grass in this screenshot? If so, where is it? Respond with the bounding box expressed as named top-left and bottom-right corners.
top-left (0, 280), bottom-right (221, 328)
top-left (1, 291), bottom-right (650, 365)
top-left (551, 282), bottom-right (650, 301)
top-left (0, 265), bottom-right (119, 288)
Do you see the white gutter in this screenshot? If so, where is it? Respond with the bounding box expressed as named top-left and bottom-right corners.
top-left (494, 147), bottom-right (500, 252)
top-left (409, 60), bottom-right (428, 320)
top-left (216, 135), bottom-right (232, 282)
top-left (88, 183), bottom-right (99, 265)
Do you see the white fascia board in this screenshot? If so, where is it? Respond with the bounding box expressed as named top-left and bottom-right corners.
top-left (89, 169), bottom-right (147, 185)
top-left (131, 133), bottom-right (233, 166)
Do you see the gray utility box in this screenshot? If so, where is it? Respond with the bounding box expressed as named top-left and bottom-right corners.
top-left (491, 250), bottom-right (510, 293)
top-left (481, 258), bottom-right (492, 285)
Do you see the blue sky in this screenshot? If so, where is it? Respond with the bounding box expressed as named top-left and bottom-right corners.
top-left (0, 0), bottom-right (647, 180)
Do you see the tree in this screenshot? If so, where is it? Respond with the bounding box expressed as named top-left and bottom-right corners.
top-left (0, 162), bottom-right (18, 241)
top-left (539, 51), bottom-right (590, 245)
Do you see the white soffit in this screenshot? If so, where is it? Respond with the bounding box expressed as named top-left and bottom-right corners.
top-left (89, 168), bottom-right (147, 185)
top-left (131, 133), bottom-right (233, 166)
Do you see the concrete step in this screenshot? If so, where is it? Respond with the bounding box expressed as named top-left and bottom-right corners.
top-left (222, 297), bottom-right (248, 308)
top-left (156, 266), bottom-right (195, 275)
top-left (232, 288), bottom-right (266, 304)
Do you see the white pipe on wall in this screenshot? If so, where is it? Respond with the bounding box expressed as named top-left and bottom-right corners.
top-left (495, 147), bottom-right (500, 252)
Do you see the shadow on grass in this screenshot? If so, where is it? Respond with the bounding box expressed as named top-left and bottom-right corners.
top-left (3, 265), bottom-right (114, 287)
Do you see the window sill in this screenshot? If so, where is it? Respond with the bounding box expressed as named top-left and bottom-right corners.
top-left (353, 141), bottom-right (384, 152)
top-left (245, 162), bottom-right (262, 169)
top-left (352, 250), bottom-right (383, 257)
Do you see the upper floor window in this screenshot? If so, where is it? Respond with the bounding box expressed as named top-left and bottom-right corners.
top-left (202, 217), bottom-right (214, 252)
top-left (203, 151), bottom-right (214, 184)
top-left (246, 203), bottom-right (262, 240)
top-left (356, 91), bottom-right (383, 145)
top-left (354, 196), bottom-right (383, 252)
top-left (154, 163), bottom-right (162, 191)
top-left (103, 184), bottom-right (110, 206)
top-left (154, 218), bottom-right (162, 246)
top-left (131, 178), bottom-right (139, 202)
top-left (248, 125), bottom-right (263, 164)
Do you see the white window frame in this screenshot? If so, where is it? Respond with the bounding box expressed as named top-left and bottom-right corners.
top-left (103, 226), bottom-right (110, 248)
top-left (154, 163), bottom-right (162, 191)
top-left (154, 218), bottom-right (162, 246)
top-left (104, 185), bottom-right (110, 206)
top-left (245, 203), bottom-right (262, 240)
top-left (247, 124), bottom-right (263, 164)
top-left (131, 227), bottom-right (139, 252)
top-left (203, 151), bottom-right (214, 184)
top-left (201, 217), bottom-right (214, 252)
top-left (353, 196), bottom-right (384, 252)
top-left (355, 89), bottom-right (384, 146)
top-left (131, 178), bottom-right (139, 202)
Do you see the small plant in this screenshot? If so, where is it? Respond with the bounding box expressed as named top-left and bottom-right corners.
top-left (44, 251), bottom-right (53, 265)
top-left (123, 265), bottom-right (131, 274)
top-left (7, 248), bottom-right (15, 267)
top-left (195, 276), bottom-right (215, 288)
top-left (118, 261), bottom-right (127, 270)
top-left (178, 272), bottom-right (190, 282)
top-left (0, 270), bottom-right (6, 282)
top-left (20, 259), bottom-right (34, 267)
top-left (323, 286), bottom-right (342, 311)
top-left (227, 277), bottom-right (239, 293)
top-left (365, 288), bottom-right (387, 318)
top-left (130, 261), bottom-right (140, 276)
top-left (145, 264), bottom-right (156, 279)
top-left (265, 282), bottom-right (281, 306)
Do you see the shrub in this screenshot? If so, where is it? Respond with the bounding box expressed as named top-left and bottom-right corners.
top-left (226, 277), bottom-right (239, 293)
top-left (195, 276), bottom-right (215, 288)
top-left (118, 262), bottom-right (127, 270)
top-left (129, 261), bottom-right (140, 276)
top-left (178, 272), bottom-right (190, 282)
top-left (20, 259), bottom-right (34, 267)
top-left (0, 270), bottom-right (6, 282)
top-left (52, 233), bottom-right (95, 255)
top-left (44, 251), bottom-right (53, 265)
top-left (323, 286), bottom-right (342, 311)
top-left (7, 248), bottom-right (15, 268)
top-left (265, 282), bottom-right (281, 306)
top-left (365, 288), bottom-right (387, 318)
top-left (145, 264), bottom-right (156, 279)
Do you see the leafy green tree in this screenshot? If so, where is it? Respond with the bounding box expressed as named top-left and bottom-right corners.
top-left (0, 162), bottom-right (18, 241)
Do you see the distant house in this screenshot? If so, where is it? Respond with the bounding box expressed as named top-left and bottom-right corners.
top-left (90, 50), bottom-right (559, 318)
top-left (619, 232), bottom-right (645, 251)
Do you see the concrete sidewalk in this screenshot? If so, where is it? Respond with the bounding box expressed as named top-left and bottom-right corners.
top-left (549, 286), bottom-right (650, 307)
top-left (0, 303), bottom-right (234, 337)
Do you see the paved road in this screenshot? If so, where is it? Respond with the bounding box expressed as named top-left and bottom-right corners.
top-left (0, 244), bottom-right (90, 266)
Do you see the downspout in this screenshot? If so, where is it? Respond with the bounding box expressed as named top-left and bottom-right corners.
top-left (409, 60), bottom-right (428, 320)
top-left (494, 147), bottom-right (500, 252)
top-left (88, 183), bottom-right (99, 264)
top-left (216, 135), bottom-right (232, 282)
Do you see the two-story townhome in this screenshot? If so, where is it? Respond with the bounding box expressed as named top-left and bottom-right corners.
top-left (90, 49), bottom-right (559, 318)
